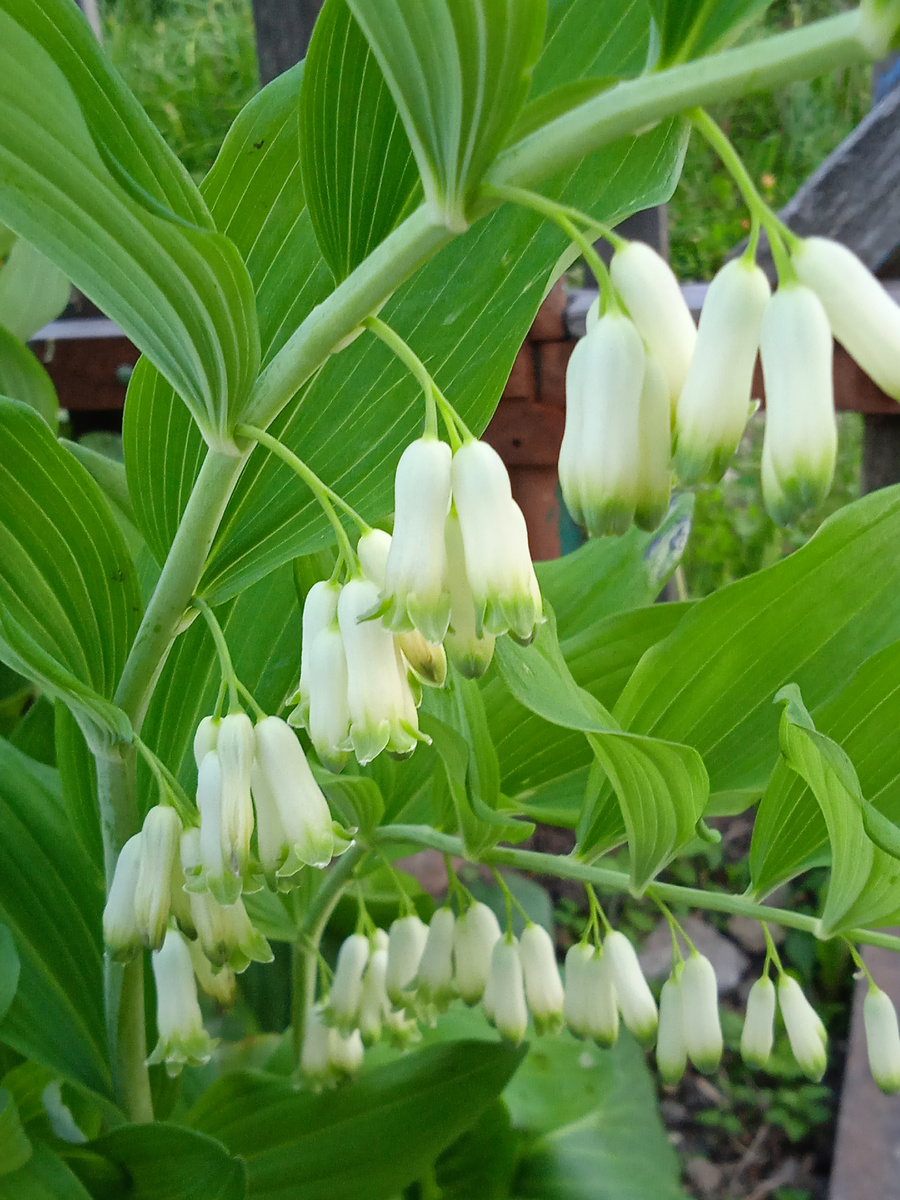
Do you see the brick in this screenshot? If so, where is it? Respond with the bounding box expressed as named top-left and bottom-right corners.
top-left (529, 280), bottom-right (567, 342)
top-left (502, 344), bottom-right (536, 402)
top-left (483, 398), bottom-right (564, 467)
top-left (33, 336), bottom-right (139, 412)
top-left (538, 340), bottom-right (575, 408)
top-left (508, 466), bottom-right (561, 561)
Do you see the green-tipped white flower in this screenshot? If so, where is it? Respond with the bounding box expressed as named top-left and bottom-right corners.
top-left (656, 973), bottom-right (687, 1086)
top-left (295, 580), bottom-right (341, 729)
top-left (584, 950), bottom-right (619, 1048)
top-left (859, 0), bottom-right (900, 60)
top-left (252, 715), bottom-right (337, 881)
top-left (188, 937), bottom-right (236, 1008)
top-left (564, 943), bottom-right (595, 1039)
top-left (793, 236), bottom-right (900, 401)
top-left (487, 936), bottom-right (528, 1044)
top-left (359, 930), bottom-right (390, 1046)
top-left (560, 311), bottom-right (645, 537)
top-left (443, 512), bottom-right (495, 679)
top-left (864, 986), bottom-right (900, 1094)
top-left (674, 257), bottom-right (770, 484)
top-left (181, 829), bottom-right (272, 971)
top-left (328, 1027), bottom-right (365, 1077)
top-left (450, 440), bottom-right (542, 644)
top-left (301, 1004), bottom-right (332, 1084)
top-left (338, 578), bottom-right (419, 763)
top-left (760, 285), bottom-right (836, 526)
top-left (603, 931), bottom-right (658, 1044)
top-left (386, 914), bottom-right (429, 1006)
top-left (453, 900), bottom-right (502, 1003)
top-left (217, 713), bottom-right (255, 881)
top-left (383, 1004), bottom-right (422, 1048)
top-left (306, 623), bottom-right (352, 771)
top-left (778, 975), bottom-right (827, 1082)
top-left (103, 833), bottom-right (143, 961)
top-left (610, 240), bottom-right (697, 404)
top-left (741, 975), bottom-right (776, 1069)
top-left (680, 953), bottom-right (723, 1074)
top-left (357, 528), bottom-right (392, 584)
top-left (193, 715), bottom-right (219, 767)
top-left (634, 356), bottom-right (672, 534)
top-left (327, 933), bottom-right (370, 1034)
top-left (518, 922), bottom-right (564, 1035)
top-left (147, 928), bottom-right (215, 1077)
top-left (134, 805), bottom-right (182, 951)
top-left (381, 437), bottom-right (452, 642)
top-left (416, 908), bottom-right (456, 1011)
top-left (186, 752), bottom-right (241, 905)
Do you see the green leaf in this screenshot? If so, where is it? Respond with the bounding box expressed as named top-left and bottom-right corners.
top-left (0, 400), bottom-right (139, 740)
top-left (0, 928), bottom-right (19, 1025)
top-left (0, 0), bottom-right (259, 441)
top-left (54, 703), bottom-right (102, 872)
top-left (0, 238), bottom-right (70, 342)
top-left (64, 440), bottom-right (136, 532)
top-left (648, 0), bottom-right (775, 67)
top-left (187, 1040), bottom-right (525, 1200)
top-left (299, 0), bottom-right (420, 280)
top-left (0, 1144), bottom-right (91, 1200)
top-left (434, 1099), bottom-right (517, 1200)
top-left (0, 329), bottom-right (57, 425)
top-left (86, 1123), bottom-right (247, 1200)
top-left (346, 0), bottom-right (547, 230)
top-left (0, 736), bottom-right (109, 1097)
top-left (0, 1089), bottom-right (31, 1176)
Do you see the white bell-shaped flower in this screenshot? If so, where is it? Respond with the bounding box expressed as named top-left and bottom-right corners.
top-left (306, 623), bottom-right (352, 771)
top-left (147, 928), bottom-right (215, 1077)
top-left (444, 513), bottom-right (495, 679)
top-left (359, 930), bottom-right (390, 1046)
top-left (634, 356), bottom-right (672, 534)
top-left (386, 914), bottom-right (429, 1006)
top-left (610, 240), bottom-right (697, 403)
top-left (674, 257), bottom-right (770, 484)
top-left (584, 949), bottom-right (619, 1048)
top-left (563, 943), bottom-right (594, 1038)
top-left (450, 440), bottom-right (542, 644)
top-left (518, 923), bottom-right (564, 1035)
top-left (864, 986), bottom-right (900, 1094)
top-left (181, 830), bottom-right (272, 970)
top-left (382, 437), bottom-right (452, 642)
top-left (134, 805), bottom-right (182, 951)
top-left (301, 1004), bottom-right (332, 1084)
top-left (656, 973), bottom-right (687, 1086)
top-left (184, 752), bottom-right (240, 905)
top-left (603, 931), bottom-right (658, 1044)
top-left (778, 975), bottom-right (827, 1081)
top-left (193, 715), bottom-right (219, 767)
top-left (103, 833), bottom-right (143, 961)
top-left (357, 528), bottom-right (392, 584)
top-left (295, 580), bottom-right (341, 729)
top-left (680, 953), bottom-right (723, 1073)
top-left (561, 311), bottom-right (646, 537)
top-left (217, 713), bottom-right (255, 878)
top-left (328, 1027), bottom-right (365, 1077)
top-left (188, 937), bottom-right (236, 1008)
top-left (416, 908), bottom-right (456, 1011)
top-left (453, 900), bottom-right (502, 1003)
top-left (760, 285), bottom-right (837, 525)
top-left (327, 933), bottom-right (370, 1033)
top-left (741, 975), bottom-right (776, 1069)
top-left (486, 936), bottom-right (528, 1045)
top-left (252, 715), bottom-right (337, 881)
top-left (793, 236), bottom-right (900, 400)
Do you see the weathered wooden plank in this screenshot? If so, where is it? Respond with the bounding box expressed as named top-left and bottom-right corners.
top-left (250, 0), bottom-right (322, 86)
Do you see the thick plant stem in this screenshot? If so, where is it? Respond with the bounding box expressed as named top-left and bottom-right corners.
top-left (376, 826), bottom-right (900, 954)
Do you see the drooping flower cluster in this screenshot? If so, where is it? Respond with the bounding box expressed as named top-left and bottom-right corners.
top-left (290, 434), bottom-right (542, 766)
top-left (562, 235), bottom-right (900, 530)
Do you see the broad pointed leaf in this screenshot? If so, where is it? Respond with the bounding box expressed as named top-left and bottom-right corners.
top-left (648, 0), bottom-right (775, 67)
top-left (86, 1123), bottom-right (247, 1200)
top-left (0, 1090), bottom-right (31, 1177)
top-left (0, 329), bottom-right (57, 425)
top-left (0, 239), bottom-right (70, 342)
top-left (0, 1144), bottom-right (92, 1200)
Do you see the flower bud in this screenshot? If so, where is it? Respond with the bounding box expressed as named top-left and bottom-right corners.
top-left (295, 580), bottom-right (341, 728)
top-left (450, 440), bottom-right (542, 644)
top-left (561, 312), bottom-right (645, 537)
top-left (134, 805), bottom-right (182, 951)
top-left (357, 528), bottom-right (392, 585)
top-left (563, 943), bottom-right (594, 1038)
top-left (681, 953), bottom-right (723, 1073)
top-left (610, 240), bottom-right (697, 403)
top-left (147, 928), bottom-right (215, 1077)
top-left (328, 1027), bottom-right (365, 1077)
top-left (518, 923), bottom-right (564, 1034)
top-left (386, 914), bottom-right (429, 1005)
top-left (634, 356), bottom-right (672, 533)
top-left (359, 930), bottom-right (390, 1046)
top-left (487, 936), bottom-right (528, 1044)
top-left (103, 833), bottom-right (143, 961)
top-left (674, 257), bottom-right (770, 484)
top-left (793, 236), bottom-right (900, 401)
top-left (188, 937), bottom-right (236, 1008)
top-left (443, 513), bottom-right (495, 679)
top-left (301, 1004), bottom-right (332, 1083)
top-left (306, 624), bottom-right (352, 771)
top-left (760, 285), bottom-right (836, 526)
top-left (741, 975), bottom-right (776, 1069)
top-left (584, 950), bottom-right (619, 1048)
top-left (252, 716), bottom-right (336, 880)
top-left (603, 931), bottom-right (658, 1044)
top-left (193, 715), bottom-right (219, 768)
top-left (656, 974), bottom-right (687, 1086)
top-left (416, 908), bottom-right (456, 1011)
top-left (778, 975), bottom-right (827, 1081)
top-left (382, 437), bottom-right (452, 642)
top-left (338, 578), bottom-right (419, 763)
top-left (864, 986), bottom-right (900, 1094)
top-left (328, 933), bottom-right (370, 1033)
top-left (216, 713), bottom-right (255, 881)
top-left (187, 752), bottom-right (241, 905)
top-left (453, 901), bottom-right (502, 1003)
